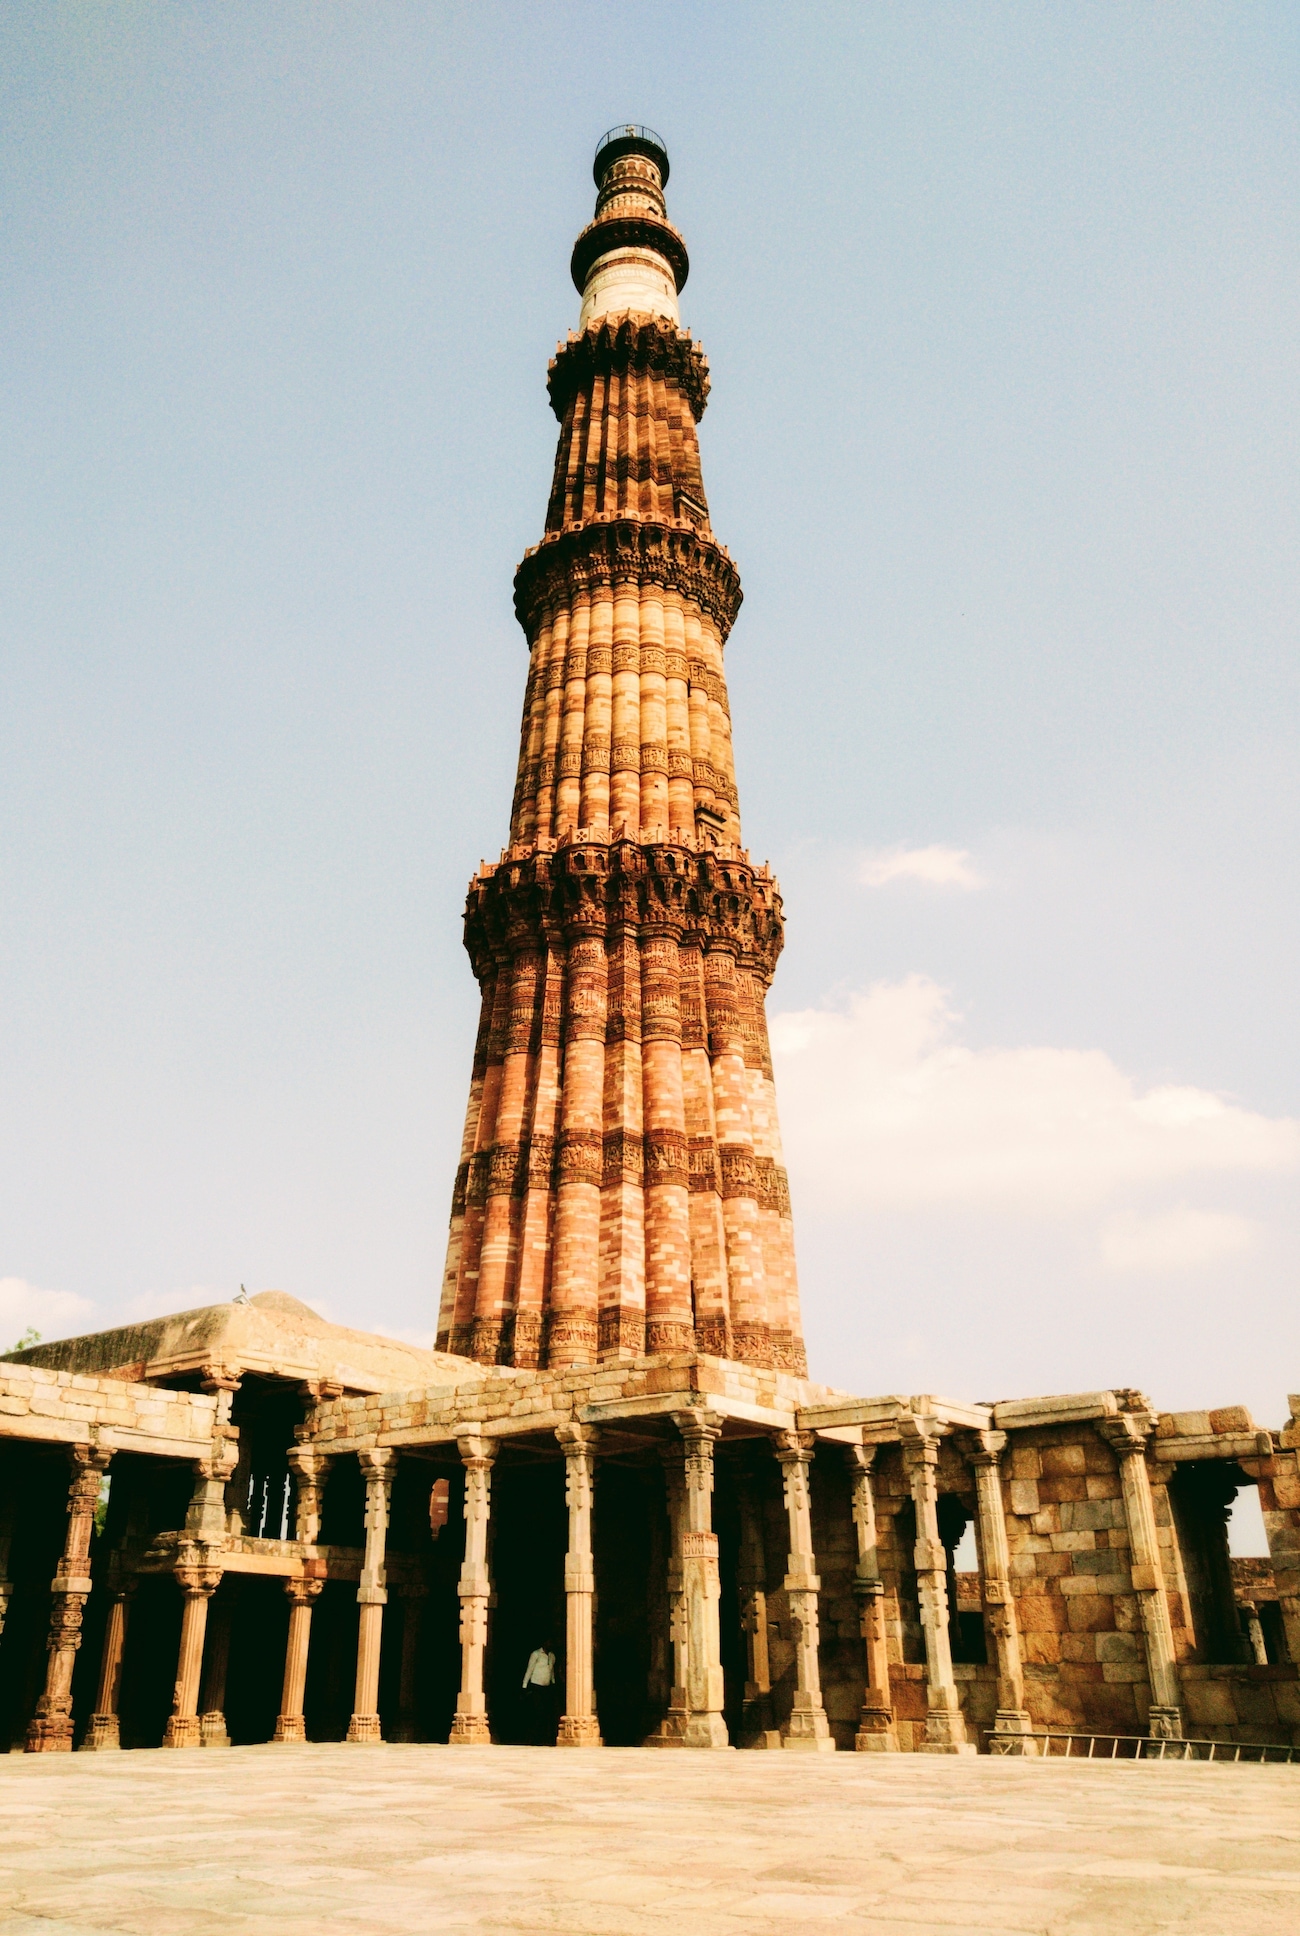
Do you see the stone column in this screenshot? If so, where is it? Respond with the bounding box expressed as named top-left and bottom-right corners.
top-left (844, 1443), bottom-right (897, 1751)
top-left (26, 1444), bottom-right (112, 1752)
top-left (676, 1409), bottom-right (729, 1748)
top-left (646, 1442), bottom-right (689, 1742)
top-left (773, 1431), bottom-right (834, 1751)
top-left (198, 1584), bottom-right (234, 1746)
top-left (287, 1447), bottom-right (333, 1545)
top-left (736, 1470), bottom-right (777, 1747)
top-left (555, 1424), bottom-right (601, 1745)
top-left (1100, 1415), bottom-right (1184, 1739)
top-left (163, 1547), bottom-right (222, 1748)
top-left (961, 1429), bottom-right (1033, 1748)
top-left (450, 1436), bottom-right (497, 1744)
top-left (347, 1448), bottom-right (398, 1743)
top-left (81, 1576), bottom-right (135, 1751)
top-left (392, 1584), bottom-right (429, 1743)
top-left (274, 1577), bottom-right (323, 1742)
top-left (899, 1424), bottom-right (973, 1754)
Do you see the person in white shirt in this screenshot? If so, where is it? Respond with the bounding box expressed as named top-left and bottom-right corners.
top-left (521, 1643), bottom-right (557, 1743)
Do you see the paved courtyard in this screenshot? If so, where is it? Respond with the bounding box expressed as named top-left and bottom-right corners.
top-left (2, 1744), bottom-right (1299, 1935)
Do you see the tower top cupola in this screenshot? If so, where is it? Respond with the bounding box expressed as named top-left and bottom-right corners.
top-left (572, 124), bottom-right (689, 331)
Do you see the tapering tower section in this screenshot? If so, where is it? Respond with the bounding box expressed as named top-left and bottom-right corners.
top-left (436, 128), bottom-right (805, 1377)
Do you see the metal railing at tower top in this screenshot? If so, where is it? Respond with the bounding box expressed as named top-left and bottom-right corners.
top-left (596, 124), bottom-right (667, 159)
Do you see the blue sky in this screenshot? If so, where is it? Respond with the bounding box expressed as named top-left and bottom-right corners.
top-left (2, 3), bottom-right (1296, 1424)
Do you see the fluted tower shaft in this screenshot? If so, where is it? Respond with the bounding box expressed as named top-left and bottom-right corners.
top-left (436, 128), bottom-right (805, 1376)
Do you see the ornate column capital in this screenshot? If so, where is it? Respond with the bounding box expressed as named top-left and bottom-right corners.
top-left (957, 1428), bottom-right (1008, 1467)
top-left (284, 1576), bottom-right (324, 1607)
top-left (357, 1447), bottom-right (399, 1484)
top-left (772, 1429), bottom-right (816, 1469)
top-left (456, 1434), bottom-right (499, 1471)
top-left (555, 1422), bottom-right (601, 1455)
top-left (1098, 1414), bottom-right (1154, 1460)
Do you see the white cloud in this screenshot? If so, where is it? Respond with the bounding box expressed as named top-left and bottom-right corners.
top-left (1099, 1206), bottom-right (1257, 1274)
top-left (858, 844), bottom-right (986, 889)
top-left (770, 977), bottom-right (1300, 1214)
top-left (0, 1276), bottom-right (95, 1350)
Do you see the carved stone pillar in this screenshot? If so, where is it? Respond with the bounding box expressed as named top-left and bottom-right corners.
top-left (81, 1576), bottom-right (135, 1751)
top-left (675, 1409), bottom-right (728, 1748)
top-left (392, 1584), bottom-right (429, 1743)
top-left (900, 1424), bottom-right (973, 1754)
top-left (274, 1576), bottom-right (323, 1742)
top-left (844, 1443), bottom-right (897, 1751)
top-left (198, 1582), bottom-right (234, 1746)
top-left (737, 1470), bottom-right (778, 1747)
top-left (287, 1447), bottom-right (333, 1545)
top-left (347, 1448), bottom-right (398, 1743)
top-left (163, 1547), bottom-right (222, 1748)
top-left (450, 1436), bottom-right (497, 1744)
top-left (961, 1429), bottom-right (1033, 1749)
top-left (556, 1424), bottom-right (601, 1745)
top-left (646, 1443), bottom-right (689, 1742)
top-left (26, 1444), bottom-right (112, 1752)
top-left (773, 1431), bottom-right (834, 1750)
top-left (1100, 1415), bottom-right (1183, 1739)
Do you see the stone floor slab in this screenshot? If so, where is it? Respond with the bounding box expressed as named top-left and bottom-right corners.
top-left (2, 1744), bottom-right (1299, 1934)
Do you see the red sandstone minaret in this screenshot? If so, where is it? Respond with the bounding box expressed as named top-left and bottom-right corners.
top-left (436, 127), bottom-right (805, 1376)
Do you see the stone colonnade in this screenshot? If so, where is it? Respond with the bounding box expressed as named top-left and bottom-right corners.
top-left (19, 1408), bottom-right (1194, 1752)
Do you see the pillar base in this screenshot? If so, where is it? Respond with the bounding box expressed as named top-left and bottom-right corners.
top-left (200, 1710), bottom-right (230, 1747)
top-left (922, 1707), bottom-right (975, 1755)
top-left (987, 1709), bottom-right (1036, 1755)
top-left (25, 1713), bottom-right (73, 1753)
top-left (1148, 1705), bottom-right (1184, 1741)
top-left (644, 1706), bottom-right (689, 1746)
top-left (449, 1712), bottom-right (492, 1745)
top-left (79, 1713), bottom-right (120, 1752)
top-left (682, 1712), bottom-right (731, 1749)
top-left (781, 1702), bottom-right (836, 1752)
top-left (740, 1728), bottom-right (783, 1749)
top-left (345, 1712), bottom-right (383, 1743)
top-left (273, 1714), bottom-right (306, 1743)
top-left (855, 1705), bottom-right (899, 1752)
top-left (556, 1714), bottom-right (602, 1747)
top-left (162, 1714), bottom-right (202, 1749)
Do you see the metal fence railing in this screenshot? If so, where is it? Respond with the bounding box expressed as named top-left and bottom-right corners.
top-left (987, 1728), bottom-right (1298, 1764)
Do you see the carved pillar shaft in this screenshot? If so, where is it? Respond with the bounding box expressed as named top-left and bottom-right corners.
top-left (450, 1437), bottom-right (497, 1744)
top-left (774, 1432), bottom-right (834, 1750)
top-left (647, 1442), bottom-right (689, 1742)
top-left (845, 1443), bottom-right (897, 1752)
top-left (736, 1472), bottom-right (776, 1746)
top-left (392, 1585), bottom-right (429, 1743)
top-left (82, 1579), bottom-right (135, 1751)
top-left (274, 1577), bottom-right (323, 1743)
top-left (163, 1550), bottom-right (222, 1749)
top-left (901, 1430), bottom-right (972, 1755)
top-left (1102, 1416), bottom-right (1183, 1737)
top-left (198, 1585), bottom-right (234, 1746)
top-left (26, 1444), bottom-right (112, 1753)
top-left (347, 1449), bottom-right (398, 1743)
top-left (963, 1430), bottom-right (1033, 1748)
top-left (676, 1411), bottom-right (728, 1748)
top-left (556, 1425), bottom-right (601, 1745)
top-left (287, 1447), bottom-right (333, 1546)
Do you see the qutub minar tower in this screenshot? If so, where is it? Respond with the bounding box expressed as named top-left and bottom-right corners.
top-left (436, 126), bottom-right (803, 1378)
top-left (2, 128), bottom-right (1296, 1767)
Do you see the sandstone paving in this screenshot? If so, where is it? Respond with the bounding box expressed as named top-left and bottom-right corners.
top-left (3, 1745), bottom-right (1300, 1935)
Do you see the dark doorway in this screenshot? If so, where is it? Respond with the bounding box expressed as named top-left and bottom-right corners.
top-left (594, 1462), bottom-right (656, 1745)
top-left (304, 1580), bottom-right (360, 1741)
top-left (118, 1575), bottom-right (183, 1748)
top-left (486, 1457), bottom-right (565, 1744)
top-left (225, 1576), bottom-right (290, 1743)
